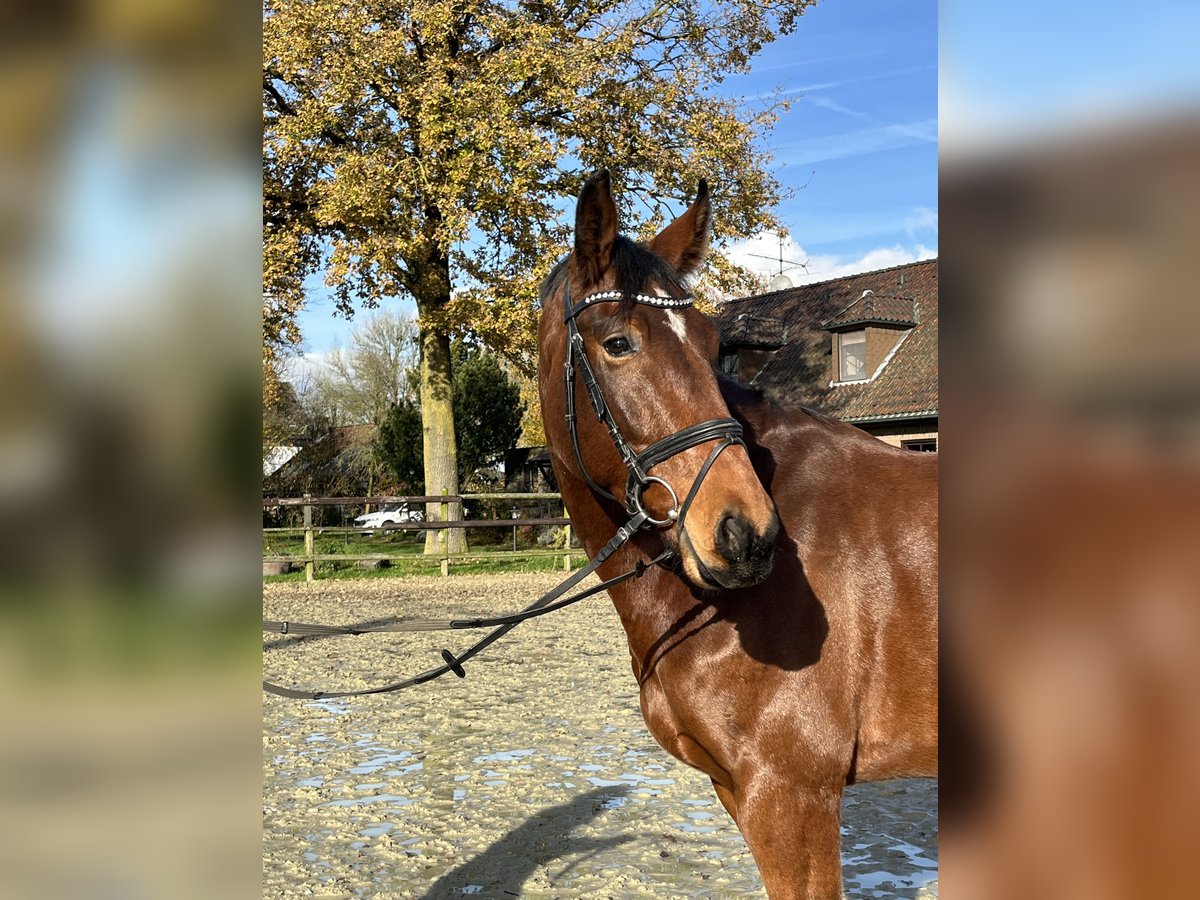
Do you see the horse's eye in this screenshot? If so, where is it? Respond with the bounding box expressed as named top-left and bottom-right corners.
top-left (603, 336), bottom-right (633, 357)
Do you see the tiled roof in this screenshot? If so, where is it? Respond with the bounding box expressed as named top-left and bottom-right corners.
top-left (713, 259), bottom-right (938, 422)
top-left (329, 424), bottom-right (377, 451)
top-left (823, 291), bottom-right (917, 329)
top-left (724, 313), bottom-right (788, 347)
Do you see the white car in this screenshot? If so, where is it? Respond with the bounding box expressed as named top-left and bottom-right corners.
top-left (354, 504), bottom-right (418, 532)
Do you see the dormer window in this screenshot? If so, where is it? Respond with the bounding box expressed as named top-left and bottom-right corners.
top-left (838, 330), bottom-right (867, 381)
top-left (718, 314), bottom-right (786, 384)
top-left (823, 290), bottom-right (917, 386)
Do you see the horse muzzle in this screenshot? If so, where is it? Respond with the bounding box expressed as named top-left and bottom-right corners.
top-left (682, 509), bottom-right (779, 590)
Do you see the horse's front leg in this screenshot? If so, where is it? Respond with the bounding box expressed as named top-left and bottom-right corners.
top-left (735, 773), bottom-right (844, 900)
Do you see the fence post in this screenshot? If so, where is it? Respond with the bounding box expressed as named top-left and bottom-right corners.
top-left (440, 488), bottom-right (450, 577)
top-left (563, 506), bottom-right (572, 573)
top-left (303, 493), bottom-right (314, 582)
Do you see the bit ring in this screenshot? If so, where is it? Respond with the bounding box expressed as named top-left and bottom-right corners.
top-left (634, 476), bottom-right (680, 527)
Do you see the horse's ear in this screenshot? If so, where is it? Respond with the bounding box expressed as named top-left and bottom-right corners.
top-left (574, 170), bottom-right (619, 286)
top-left (647, 179), bottom-right (711, 276)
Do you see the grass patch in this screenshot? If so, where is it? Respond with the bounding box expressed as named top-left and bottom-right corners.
top-left (264, 527), bottom-right (583, 581)
top-left (263, 555), bottom-right (584, 582)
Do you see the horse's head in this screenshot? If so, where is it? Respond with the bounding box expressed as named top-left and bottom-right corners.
top-left (538, 171), bottom-right (779, 590)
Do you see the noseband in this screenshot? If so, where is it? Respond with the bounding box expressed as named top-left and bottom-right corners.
top-left (561, 280), bottom-right (745, 538)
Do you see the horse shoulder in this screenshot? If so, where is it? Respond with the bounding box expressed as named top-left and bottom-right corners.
top-left (637, 665), bottom-right (737, 788)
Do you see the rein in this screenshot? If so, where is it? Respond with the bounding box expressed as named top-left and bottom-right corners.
top-left (263, 511), bottom-right (669, 700)
top-left (262, 277), bottom-right (742, 701)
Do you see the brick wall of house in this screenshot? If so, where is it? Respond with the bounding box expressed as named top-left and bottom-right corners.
top-left (855, 417), bottom-right (939, 450)
top-left (865, 325), bottom-right (909, 377)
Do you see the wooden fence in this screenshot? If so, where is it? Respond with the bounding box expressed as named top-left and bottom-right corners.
top-left (263, 492), bottom-right (583, 580)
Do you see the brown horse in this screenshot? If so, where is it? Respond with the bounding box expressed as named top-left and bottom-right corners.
top-left (537, 172), bottom-right (938, 898)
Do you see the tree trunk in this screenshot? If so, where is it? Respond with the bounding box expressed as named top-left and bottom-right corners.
top-left (411, 200), bottom-right (466, 556)
top-left (418, 321), bottom-right (467, 555)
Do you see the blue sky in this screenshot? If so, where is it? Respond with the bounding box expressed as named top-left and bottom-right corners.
top-left (294, 0), bottom-right (938, 362)
top-left (941, 1), bottom-right (1200, 155)
top-left (719, 0), bottom-right (937, 285)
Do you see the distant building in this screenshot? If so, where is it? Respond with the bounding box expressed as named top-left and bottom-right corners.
top-left (264, 423), bottom-right (380, 499)
top-left (263, 445), bottom-right (301, 477)
top-left (714, 259), bottom-right (938, 450)
top-left (504, 446), bottom-right (558, 493)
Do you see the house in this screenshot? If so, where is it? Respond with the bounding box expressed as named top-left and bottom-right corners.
top-left (264, 423), bottom-right (381, 500)
top-left (714, 259), bottom-right (938, 450)
top-left (263, 445), bottom-right (301, 477)
top-left (503, 445), bottom-right (559, 493)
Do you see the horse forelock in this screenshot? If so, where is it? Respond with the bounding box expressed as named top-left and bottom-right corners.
top-left (539, 237), bottom-right (689, 310)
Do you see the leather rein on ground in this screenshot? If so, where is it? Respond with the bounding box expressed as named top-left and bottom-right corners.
top-left (262, 279), bottom-right (743, 700)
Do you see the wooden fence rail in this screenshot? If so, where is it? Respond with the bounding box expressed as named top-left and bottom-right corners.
top-left (263, 493), bottom-right (580, 581)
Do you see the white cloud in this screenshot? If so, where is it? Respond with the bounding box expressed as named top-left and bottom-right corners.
top-left (282, 350), bottom-right (335, 389)
top-left (749, 48), bottom-right (890, 76)
top-left (757, 64), bottom-right (938, 102)
top-left (722, 230), bottom-right (809, 277)
top-left (797, 244), bottom-right (937, 284)
top-left (720, 229), bottom-right (937, 295)
top-left (775, 118), bottom-right (938, 166)
top-left (806, 95), bottom-right (869, 119)
top-left (905, 206), bottom-right (939, 236)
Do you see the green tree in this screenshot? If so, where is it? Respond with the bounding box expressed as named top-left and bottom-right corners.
top-left (452, 347), bottom-right (526, 488)
top-left (264, 0), bottom-right (810, 550)
top-left (375, 345), bottom-right (525, 502)
top-left (374, 398), bottom-right (424, 492)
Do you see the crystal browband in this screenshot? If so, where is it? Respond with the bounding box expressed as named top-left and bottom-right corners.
top-left (563, 289), bottom-right (694, 321)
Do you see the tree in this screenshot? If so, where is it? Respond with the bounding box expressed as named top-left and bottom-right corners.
top-left (305, 309), bottom-right (418, 426)
top-left (264, 0), bottom-right (810, 550)
top-left (263, 359), bottom-right (305, 451)
top-left (375, 344), bottom-right (525, 549)
top-left (374, 398), bottom-right (424, 493)
top-left (452, 347), bottom-right (525, 488)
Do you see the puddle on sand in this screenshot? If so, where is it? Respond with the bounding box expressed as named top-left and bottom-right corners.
top-left (349, 751), bottom-right (415, 775)
top-left (322, 794), bottom-right (414, 808)
top-left (473, 748), bottom-right (536, 763)
top-left (359, 823), bottom-right (394, 837)
top-left (306, 699), bottom-right (351, 716)
top-left (847, 869), bottom-right (935, 893)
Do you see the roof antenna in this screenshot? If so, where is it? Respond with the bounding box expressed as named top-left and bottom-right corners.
top-left (747, 229), bottom-right (808, 292)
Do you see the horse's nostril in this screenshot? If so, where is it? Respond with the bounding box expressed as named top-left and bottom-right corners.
top-left (716, 513), bottom-right (752, 563)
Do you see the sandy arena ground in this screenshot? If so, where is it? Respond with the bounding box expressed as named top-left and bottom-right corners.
top-left (264, 574), bottom-right (938, 899)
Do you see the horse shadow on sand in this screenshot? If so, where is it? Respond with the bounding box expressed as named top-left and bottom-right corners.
top-left (418, 785), bottom-right (634, 899)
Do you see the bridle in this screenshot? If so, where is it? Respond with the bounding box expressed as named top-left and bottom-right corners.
top-left (262, 274), bottom-right (746, 701)
top-left (561, 279), bottom-right (745, 538)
